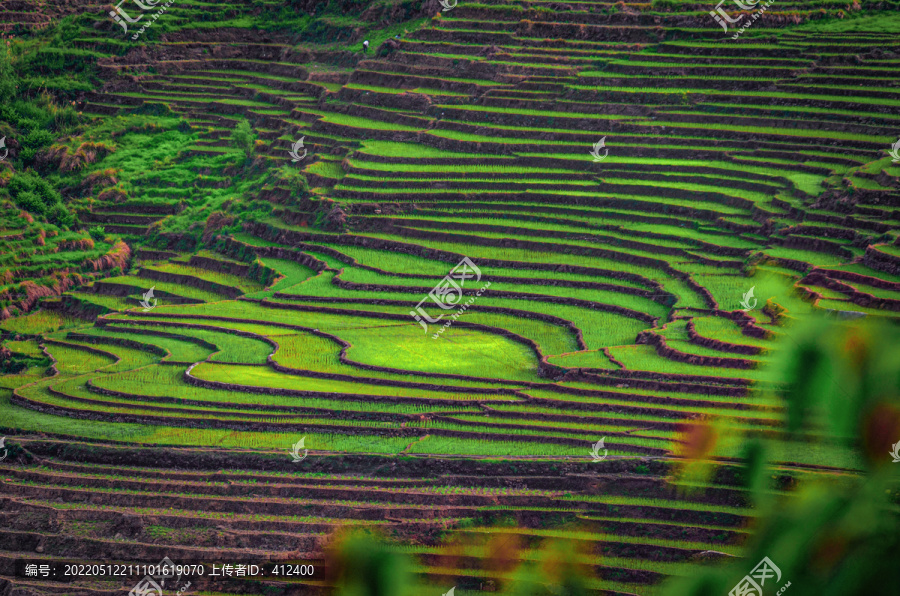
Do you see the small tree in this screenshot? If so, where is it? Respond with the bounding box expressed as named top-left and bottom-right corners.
top-left (230, 119), bottom-right (255, 160)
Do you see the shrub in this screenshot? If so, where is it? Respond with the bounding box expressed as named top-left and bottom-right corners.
top-left (88, 225), bottom-right (106, 240)
top-left (47, 204), bottom-right (74, 228)
top-left (8, 171), bottom-right (62, 211)
top-left (14, 190), bottom-right (46, 214)
top-left (49, 103), bottom-right (79, 132)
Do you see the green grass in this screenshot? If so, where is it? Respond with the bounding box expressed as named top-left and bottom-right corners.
top-left (75, 326), bottom-right (215, 362)
top-left (247, 257), bottom-right (316, 299)
top-left (607, 345), bottom-right (764, 380)
top-left (143, 263), bottom-right (263, 294)
top-left (82, 365), bottom-right (478, 412)
top-left (282, 299), bottom-right (580, 356)
top-left (274, 271), bottom-right (652, 350)
top-left (93, 275), bottom-right (230, 304)
top-left (0, 391), bottom-right (413, 452)
top-left (189, 362), bottom-right (518, 401)
top-left (0, 310), bottom-right (84, 334)
top-left (43, 342), bottom-right (117, 375)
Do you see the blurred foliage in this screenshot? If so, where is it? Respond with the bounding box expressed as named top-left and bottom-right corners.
top-left (329, 531), bottom-right (593, 596)
top-left (667, 317), bottom-right (900, 596)
top-left (327, 318), bottom-right (899, 596)
top-left (326, 531), bottom-right (414, 596)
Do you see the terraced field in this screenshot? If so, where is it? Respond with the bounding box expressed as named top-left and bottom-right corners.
top-left (2, 0), bottom-right (900, 594)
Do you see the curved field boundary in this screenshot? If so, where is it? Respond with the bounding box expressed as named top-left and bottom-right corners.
top-left (364, 216), bottom-right (747, 265)
top-left (46, 383), bottom-right (323, 423)
top-left (98, 323), bottom-right (221, 354)
top-left (65, 332), bottom-right (169, 359)
top-left (136, 249), bottom-right (180, 260)
top-left (433, 414), bottom-right (665, 443)
top-left (255, 299), bottom-right (567, 381)
top-left (138, 268), bottom-right (243, 299)
top-left (90, 281), bottom-right (205, 304)
top-left (215, 237), bottom-right (331, 274)
top-left (99, 317), bottom-right (279, 362)
top-left (16, 386), bottom-right (664, 453)
top-left (693, 308), bottom-right (774, 340)
top-left (188, 255), bottom-right (252, 278)
top-left (480, 404), bottom-right (775, 432)
top-left (819, 268), bottom-right (900, 292)
top-left (685, 320), bottom-right (765, 356)
top-left (10, 388), bottom-right (453, 438)
top-left (42, 338), bottom-right (122, 369)
top-left (802, 270), bottom-right (900, 312)
top-left (260, 296), bottom-right (571, 374)
top-left (251, 228), bottom-right (671, 302)
top-left (571, 368), bottom-right (754, 391)
top-left (373, 222), bottom-right (714, 273)
top-left (132, 310), bottom-right (543, 386)
top-left (106, 312), bottom-right (520, 394)
top-left (396, 207), bottom-right (751, 258)
top-left (323, 267), bottom-right (659, 324)
top-left (269, 293), bottom-right (589, 351)
top-left (398, 200), bottom-right (729, 232)
top-left (99, 318), bottom-right (280, 351)
top-left (245, 221), bottom-right (664, 289)
top-left (181, 365), bottom-right (518, 406)
top-left (776, 235), bottom-right (854, 260)
top-left (369, 222), bottom-right (715, 309)
top-left (635, 330), bottom-right (758, 370)
top-left (39, 342), bottom-right (60, 377)
top-left (526, 384), bottom-right (769, 413)
top-left (601, 347), bottom-right (625, 369)
top-left (476, 405), bottom-right (679, 431)
top-left (82, 380), bottom-right (471, 422)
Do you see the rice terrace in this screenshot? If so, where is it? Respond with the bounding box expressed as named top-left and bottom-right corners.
top-left (0, 0), bottom-right (899, 594)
